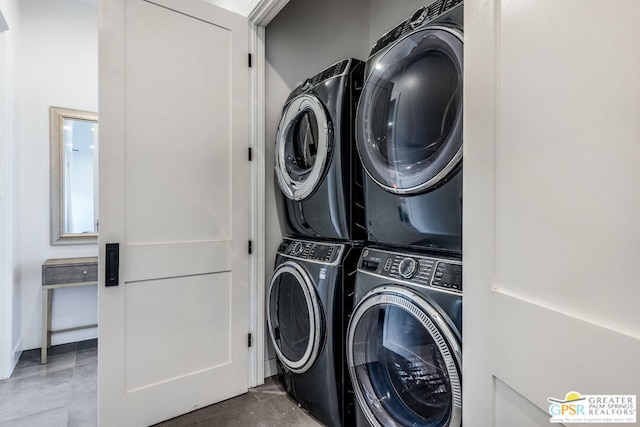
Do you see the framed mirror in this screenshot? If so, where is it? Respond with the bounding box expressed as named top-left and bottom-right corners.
top-left (50, 106), bottom-right (98, 245)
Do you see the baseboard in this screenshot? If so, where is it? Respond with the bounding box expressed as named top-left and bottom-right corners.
top-left (22, 327), bottom-right (98, 351)
top-left (264, 357), bottom-right (278, 378)
top-left (0, 337), bottom-right (23, 380)
top-left (50, 327), bottom-right (98, 347)
top-left (10, 336), bottom-right (22, 375)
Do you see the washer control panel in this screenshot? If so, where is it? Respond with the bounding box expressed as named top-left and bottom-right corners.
top-left (286, 59), bottom-right (353, 102)
top-left (359, 248), bottom-right (462, 293)
top-left (278, 238), bottom-right (342, 264)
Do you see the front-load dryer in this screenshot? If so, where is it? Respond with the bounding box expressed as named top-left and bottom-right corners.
top-left (267, 238), bottom-right (362, 426)
top-left (275, 58), bottom-right (366, 241)
top-left (356, 0), bottom-right (463, 254)
top-left (347, 246), bottom-right (462, 426)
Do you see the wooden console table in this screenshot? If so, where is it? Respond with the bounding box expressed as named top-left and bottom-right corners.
top-left (41, 257), bottom-right (98, 364)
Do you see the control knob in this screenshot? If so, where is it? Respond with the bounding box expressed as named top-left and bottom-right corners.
top-left (300, 78), bottom-right (312, 91)
top-left (291, 242), bottom-right (304, 256)
top-left (409, 7), bottom-right (427, 28)
top-left (398, 257), bottom-right (418, 279)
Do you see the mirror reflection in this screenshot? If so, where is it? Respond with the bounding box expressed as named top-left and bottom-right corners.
top-left (50, 106), bottom-right (98, 245)
top-left (63, 117), bottom-right (98, 234)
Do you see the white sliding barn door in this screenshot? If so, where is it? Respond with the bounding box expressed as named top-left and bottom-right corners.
top-left (464, 0), bottom-right (640, 425)
top-left (98, 0), bottom-right (251, 425)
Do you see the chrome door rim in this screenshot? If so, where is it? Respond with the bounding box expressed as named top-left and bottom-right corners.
top-left (275, 94), bottom-right (331, 201)
top-left (267, 261), bottom-right (323, 373)
top-left (347, 285), bottom-right (462, 427)
top-left (357, 25), bottom-right (463, 195)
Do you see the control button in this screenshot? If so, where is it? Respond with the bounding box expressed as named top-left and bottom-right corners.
top-left (398, 257), bottom-right (418, 279)
top-left (362, 259), bottom-right (380, 272)
top-left (384, 259), bottom-right (392, 271)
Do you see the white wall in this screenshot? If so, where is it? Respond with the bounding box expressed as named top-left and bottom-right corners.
top-left (0, 0), bottom-right (20, 379)
top-left (0, 10), bottom-right (9, 379)
top-left (17, 0), bottom-right (98, 350)
top-left (8, 0), bottom-right (19, 372)
top-left (465, 0), bottom-right (640, 423)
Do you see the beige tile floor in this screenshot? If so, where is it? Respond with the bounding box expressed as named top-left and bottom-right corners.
top-left (0, 340), bottom-right (324, 427)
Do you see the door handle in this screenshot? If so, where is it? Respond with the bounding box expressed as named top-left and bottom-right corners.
top-left (105, 243), bottom-right (119, 287)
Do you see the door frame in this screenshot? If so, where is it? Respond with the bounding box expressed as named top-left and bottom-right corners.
top-left (0, 10), bottom-right (11, 381)
top-left (247, 0), bottom-right (289, 386)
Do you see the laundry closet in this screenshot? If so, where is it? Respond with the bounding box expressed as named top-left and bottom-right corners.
top-left (264, 1), bottom-right (464, 426)
top-left (263, 0), bottom-right (640, 426)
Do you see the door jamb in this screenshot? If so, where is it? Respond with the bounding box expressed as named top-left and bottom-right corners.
top-left (247, 0), bottom-right (290, 387)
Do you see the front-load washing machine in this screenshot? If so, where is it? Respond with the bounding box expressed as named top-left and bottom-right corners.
top-left (275, 58), bottom-right (366, 241)
top-left (267, 238), bottom-right (362, 426)
top-left (356, 0), bottom-right (463, 254)
top-left (347, 246), bottom-right (462, 426)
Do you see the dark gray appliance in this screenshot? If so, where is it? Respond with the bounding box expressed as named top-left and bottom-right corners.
top-left (275, 58), bottom-right (366, 241)
top-left (267, 238), bottom-right (362, 426)
top-left (347, 246), bottom-right (462, 426)
top-left (356, 0), bottom-right (463, 254)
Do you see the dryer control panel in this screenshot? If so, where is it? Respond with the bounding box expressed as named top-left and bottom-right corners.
top-left (278, 238), bottom-right (343, 264)
top-left (369, 0), bottom-right (463, 57)
top-left (358, 247), bottom-right (462, 293)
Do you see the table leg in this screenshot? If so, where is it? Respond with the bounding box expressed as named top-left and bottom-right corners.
top-left (41, 288), bottom-right (49, 364)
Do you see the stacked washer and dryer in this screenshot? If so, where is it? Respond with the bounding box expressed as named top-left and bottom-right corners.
top-left (268, 58), bottom-right (366, 427)
top-left (348, 1), bottom-right (464, 426)
top-left (268, 1), bottom-right (464, 426)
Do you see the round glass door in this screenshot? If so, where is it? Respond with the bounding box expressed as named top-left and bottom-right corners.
top-left (347, 286), bottom-right (461, 427)
top-left (275, 94), bottom-right (332, 201)
top-left (356, 26), bottom-right (463, 195)
top-left (267, 261), bottom-right (323, 373)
